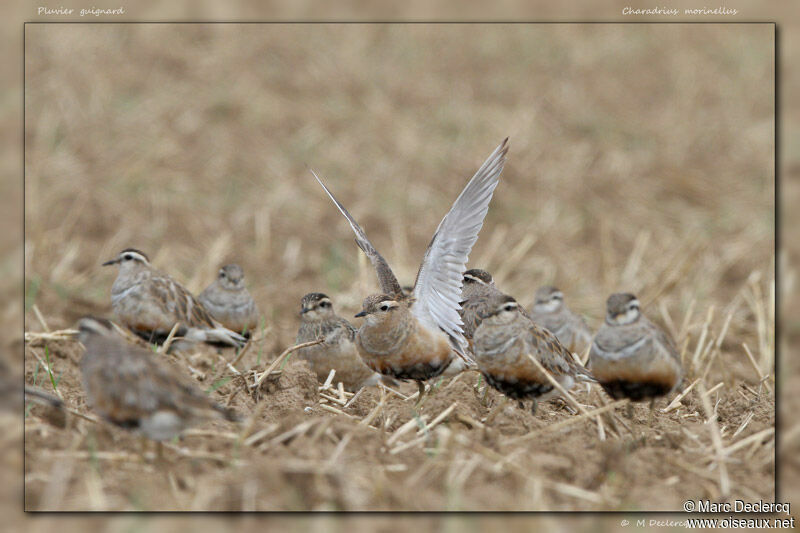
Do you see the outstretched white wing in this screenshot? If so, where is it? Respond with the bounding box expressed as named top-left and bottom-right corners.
top-left (411, 138), bottom-right (509, 354)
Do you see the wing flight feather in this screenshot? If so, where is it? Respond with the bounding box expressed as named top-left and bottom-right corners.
top-left (310, 169), bottom-right (403, 297)
top-left (411, 138), bottom-right (509, 353)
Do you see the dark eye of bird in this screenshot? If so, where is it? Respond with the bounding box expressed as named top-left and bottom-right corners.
top-left (504, 304), bottom-right (515, 312)
top-left (320, 301), bottom-right (330, 308)
top-left (380, 304), bottom-right (390, 311)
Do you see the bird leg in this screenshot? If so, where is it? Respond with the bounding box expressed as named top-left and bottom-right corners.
top-left (626, 402), bottom-right (634, 420)
top-left (647, 398), bottom-right (656, 428)
top-left (551, 397), bottom-right (578, 415)
top-left (138, 436), bottom-right (149, 463)
top-left (415, 381), bottom-right (427, 407)
top-left (483, 395), bottom-right (507, 425)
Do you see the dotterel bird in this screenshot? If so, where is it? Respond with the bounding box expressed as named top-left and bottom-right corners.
top-left (198, 263), bottom-right (260, 337)
top-left (295, 292), bottom-right (387, 391)
top-left (103, 249), bottom-right (246, 348)
top-left (311, 138), bottom-right (509, 399)
top-left (458, 268), bottom-right (503, 342)
top-left (529, 286), bottom-right (593, 356)
top-left (589, 293), bottom-right (683, 410)
top-left (77, 316), bottom-right (239, 442)
top-left (473, 293), bottom-right (594, 413)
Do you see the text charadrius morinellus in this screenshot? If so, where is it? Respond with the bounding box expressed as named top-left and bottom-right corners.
top-left (102, 249), bottom-right (246, 348)
top-left (198, 264), bottom-right (260, 337)
top-left (311, 139), bottom-right (509, 399)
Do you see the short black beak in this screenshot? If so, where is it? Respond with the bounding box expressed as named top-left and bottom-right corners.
top-left (300, 308), bottom-right (310, 315)
top-left (478, 311), bottom-right (494, 319)
top-left (101, 259), bottom-right (118, 266)
top-left (354, 310), bottom-right (367, 318)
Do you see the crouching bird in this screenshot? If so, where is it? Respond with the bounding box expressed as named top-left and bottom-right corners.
top-left (473, 294), bottom-right (595, 414)
top-left (77, 316), bottom-right (239, 452)
top-left (589, 293), bottom-right (683, 423)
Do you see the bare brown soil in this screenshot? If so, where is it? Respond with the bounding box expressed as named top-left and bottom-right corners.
top-left (20, 23), bottom-right (774, 511)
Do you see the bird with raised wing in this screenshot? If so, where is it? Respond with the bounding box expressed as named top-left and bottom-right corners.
top-left (102, 249), bottom-right (246, 348)
top-left (311, 138), bottom-right (509, 400)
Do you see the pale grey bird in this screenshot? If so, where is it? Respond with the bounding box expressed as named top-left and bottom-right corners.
top-left (311, 138), bottom-right (509, 399)
top-left (295, 292), bottom-right (388, 391)
top-left (529, 286), bottom-right (593, 356)
top-left (589, 293), bottom-right (683, 408)
top-left (77, 316), bottom-right (239, 441)
top-left (458, 268), bottom-right (503, 342)
top-left (198, 264), bottom-right (260, 338)
top-left (473, 293), bottom-right (594, 414)
top-left (102, 249), bottom-right (246, 348)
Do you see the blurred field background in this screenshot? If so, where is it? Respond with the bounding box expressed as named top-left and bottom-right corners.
top-left (19, 23), bottom-right (776, 512)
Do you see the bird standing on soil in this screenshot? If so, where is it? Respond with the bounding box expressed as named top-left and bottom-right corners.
top-left (473, 293), bottom-right (594, 414)
top-left (295, 292), bottom-right (388, 391)
top-left (458, 268), bottom-right (503, 342)
top-left (589, 292), bottom-right (683, 421)
top-left (102, 249), bottom-right (246, 348)
top-left (77, 316), bottom-right (239, 443)
top-left (198, 263), bottom-right (260, 338)
top-left (528, 286), bottom-right (593, 356)
top-left (311, 138), bottom-right (509, 401)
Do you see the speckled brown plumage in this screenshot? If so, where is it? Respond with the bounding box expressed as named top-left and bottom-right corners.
top-left (474, 294), bottom-right (594, 409)
top-left (589, 293), bottom-right (683, 402)
top-left (198, 264), bottom-right (260, 336)
top-left (528, 286), bottom-right (593, 355)
top-left (295, 293), bottom-right (384, 391)
top-left (103, 249), bottom-right (245, 347)
top-left (78, 317), bottom-right (238, 441)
